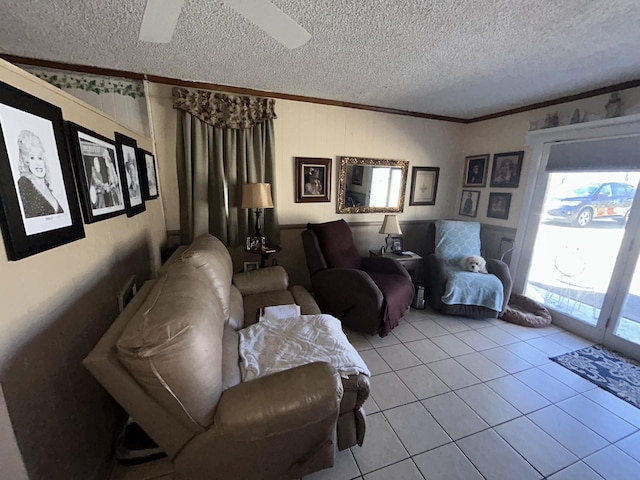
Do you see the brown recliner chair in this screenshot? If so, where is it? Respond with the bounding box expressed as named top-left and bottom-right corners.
top-left (302, 220), bottom-right (415, 337)
top-left (424, 220), bottom-right (512, 318)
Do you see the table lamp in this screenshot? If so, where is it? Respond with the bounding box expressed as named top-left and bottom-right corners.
top-left (379, 214), bottom-right (402, 253)
top-left (241, 183), bottom-right (274, 237)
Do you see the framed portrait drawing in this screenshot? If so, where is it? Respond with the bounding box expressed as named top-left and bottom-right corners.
top-left (391, 235), bottom-right (403, 252)
top-left (409, 166), bottom-right (439, 206)
top-left (0, 81), bottom-right (84, 260)
top-left (463, 154), bottom-right (489, 187)
top-left (489, 151), bottom-right (524, 188)
top-left (295, 157), bottom-right (331, 203)
top-left (487, 192), bottom-right (512, 219)
top-left (459, 190), bottom-right (480, 217)
top-left (67, 122), bottom-right (126, 223)
top-left (115, 132), bottom-right (145, 217)
top-left (138, 148), bottom-right (159, 200)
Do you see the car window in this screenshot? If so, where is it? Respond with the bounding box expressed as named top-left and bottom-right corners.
top-left (612, 184), bottom-right (625, 196)
top-left (598, 184), bottom-right (612, 197)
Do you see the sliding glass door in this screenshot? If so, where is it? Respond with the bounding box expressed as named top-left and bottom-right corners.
top-left (514, 120), bottom-right (640, 361)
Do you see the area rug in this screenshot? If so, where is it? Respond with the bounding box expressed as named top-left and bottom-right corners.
top-left (550, 345), bottom-right (640, 409)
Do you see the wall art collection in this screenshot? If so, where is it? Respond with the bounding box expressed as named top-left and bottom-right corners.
top-left (0, 81), bottom-right (159, 260)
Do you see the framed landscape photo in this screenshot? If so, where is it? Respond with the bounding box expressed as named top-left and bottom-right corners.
top-left (459, 190), bottom-right (480, 217)
top-left (409, 166), bottom-right (439, 206)
top-left (487, 192), bottom-right (512, 219)
top-left (0, 81), bottom-right (84, 260)
top-left (115, 132), bottom-right (145, 217)
top-left (463, 154), bottom-right (489, 187)
top-left (295, 157), bottom-right (331, 203)
top-left (138, 148), bottom-right (159, 200)
top-left (490, 151), bottom-right (524, 188)
top-left (244, 261), bottom-right (259, 272)
top-left (67, 122), bottom-right (126, 223)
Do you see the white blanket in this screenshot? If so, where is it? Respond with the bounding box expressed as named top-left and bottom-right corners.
top-left (239, 313), bottom-right (371, 381)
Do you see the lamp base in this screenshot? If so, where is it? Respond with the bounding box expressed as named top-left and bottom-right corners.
top-left (253, 209), bottom-right (262, 237)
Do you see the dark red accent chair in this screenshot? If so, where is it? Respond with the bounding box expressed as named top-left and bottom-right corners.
top-left (302, 220), bottom-right (415, 337)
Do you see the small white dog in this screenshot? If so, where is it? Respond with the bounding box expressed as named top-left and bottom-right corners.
top-left (460, 255), bottom-right (488, 273)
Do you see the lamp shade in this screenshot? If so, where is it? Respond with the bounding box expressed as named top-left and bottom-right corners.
top-left (379, 215), bottom-right (402, 235)
top-left (241, 183), bottom-right (274, 209)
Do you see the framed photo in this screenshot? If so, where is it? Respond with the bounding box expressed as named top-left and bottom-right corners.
top-left (351, 165), bottom-right (364, 185)
top-left (490, 151), bottom-right (524, 188)
top-left (244, 261), bottom-right (259, 272)
top-left (67, 122), bottom-right (126, 223)
top-left (409, 167), bottom-right (439, 205)
top-left (115, 132), bottom-right (145, 217)
top-left (138, 148), bottom-right (158, 200)
top-left (391, 235), bottom-right (403, 252)
top-left (295, 157), bottom-right (331, 203)
top-left (487, 192), bottom-right (512, 219)
top-left (463, 154), bottom-right (489, 187)
top-left (246, 235), bottom-right (265, 252)
top-left (459, 190), bottom-right (480, 217)
top-left (0, 81), bottom-right (85, 260)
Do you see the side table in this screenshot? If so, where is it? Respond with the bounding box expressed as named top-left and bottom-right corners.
top-left (369, 249), bottom-right (423, 283)
top-left (246, 244), bottom-right (282, 267)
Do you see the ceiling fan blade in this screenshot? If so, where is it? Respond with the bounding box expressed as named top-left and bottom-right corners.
top-left (139, 0), bottom-right (185, 43)
top-left (223, 0), bottom-right (311, 49)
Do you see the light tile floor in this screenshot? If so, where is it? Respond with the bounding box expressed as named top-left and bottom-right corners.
top-left (110, 307), bottom-right (640, 480)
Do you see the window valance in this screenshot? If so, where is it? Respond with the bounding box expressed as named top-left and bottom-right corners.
top-left (172, 87), bottom-right (277, 129)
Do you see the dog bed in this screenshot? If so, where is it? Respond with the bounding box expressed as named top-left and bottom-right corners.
top-left (501, 293), bottom-right (551, 328)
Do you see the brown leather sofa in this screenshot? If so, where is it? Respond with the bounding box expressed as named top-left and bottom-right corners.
top-left (302, 220), bottom-right (415, 337)
top-left (84, 234), bottom-right (370, 480)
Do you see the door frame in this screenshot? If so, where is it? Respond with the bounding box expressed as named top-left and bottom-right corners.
top-left (511, 114), bottom-right (640, 352)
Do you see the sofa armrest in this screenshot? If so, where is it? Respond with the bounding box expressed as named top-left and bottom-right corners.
top-left (486, 258), bottom-right (513, 313)
top-left (289, 285), bottom-right (322, 315)
top-left (214, 362), bottom-right (342, 438)
top-left (233, 266), bottom-right (289, 296)
top-left (362, 256), bottom-right (411, 281)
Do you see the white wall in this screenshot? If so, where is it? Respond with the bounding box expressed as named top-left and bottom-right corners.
top-left (0, 60), bottom-right (167, 480)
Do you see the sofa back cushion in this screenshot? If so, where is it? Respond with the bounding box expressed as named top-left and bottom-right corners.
top-left (180, 234), bottom-right (233, 319)
top-left (435, 220), bottom-right (481, 267)
top-left (307, 220), bottom-right (362, 270)
top-left (116, 262), bottom-right (225, 430)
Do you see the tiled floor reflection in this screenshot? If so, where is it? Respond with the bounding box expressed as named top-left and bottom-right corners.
top-left (111, 307), bottom-right (640, 480)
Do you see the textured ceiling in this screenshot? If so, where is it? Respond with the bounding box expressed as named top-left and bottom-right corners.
top-left (1, 0), bottom-right (640, 119)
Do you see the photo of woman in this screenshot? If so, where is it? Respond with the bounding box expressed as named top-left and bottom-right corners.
top-left (16, 130), bottom-right (64, 218)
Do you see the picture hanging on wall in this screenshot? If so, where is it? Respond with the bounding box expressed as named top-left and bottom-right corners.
top-left (463, 154), bottom-right (489, 187)
top-left (295, 157), bottom-right (331, 203)
top-left (459, 190), bottom-right (480, 217)
top-left (67, 122), bottom-right (126, 223)
top-left (489, 151), bottom-right (524, 188)
top-left (0, 81), bottom-right (85, 260)
top-left (409, 166), bottom-right (439, 205)
top-left (487, 192), bottom-right (511, 219)
top-left (138, 148), bottom-right (159, 200)
top-left (115, 132), bottom-right (145, 217)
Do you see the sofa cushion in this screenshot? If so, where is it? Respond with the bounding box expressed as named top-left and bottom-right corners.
top-left (180, 234), bottom-right (233, 319)
top-left (242, 290), bottom-right (297, 328)
top-left (435, 220), bottom-right (481, 268)
top-left (308, 220), bottom-right (362, 270)
top-left (116, 262), bottom-right (225, 430)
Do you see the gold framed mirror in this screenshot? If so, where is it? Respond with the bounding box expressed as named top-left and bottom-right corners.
top-left (337, 156), bottom-right (409, 213)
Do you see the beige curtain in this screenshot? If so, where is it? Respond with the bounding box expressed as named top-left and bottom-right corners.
top-left (174, 88), bottom-right (279, 246)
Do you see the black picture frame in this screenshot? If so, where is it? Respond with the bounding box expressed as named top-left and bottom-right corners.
top-left (487, 192), bottom-right (512, 219)
top-left (391, 235), bottom-right (403, 252)
top-left (138, 148), bottom-right (159, 200)
top-left (67, 122), bottom-right (126, 223)
top-left (490, 151), bottom-right (524, 188)
top-left (409, 166), bottom-right (439, 205)
top-left (295, 157), bottom-right (331, 203)
top-left (115, 132), bottom-right (145, 217)
top-left (0, 81), bottom-right (85, 260)
top-left (459, 190), bottom-right (480, 217)
top-left (463, 154), bottom-right (489, 187)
